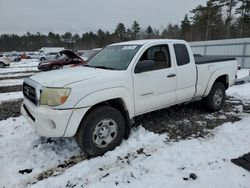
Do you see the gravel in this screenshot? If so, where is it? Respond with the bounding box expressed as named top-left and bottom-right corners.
top-left (134, 96), bottom-right (249, 140)
top-left (0, 85), bottom-right (22, 93)
top-left (0, 100), bottom-right (23, 121)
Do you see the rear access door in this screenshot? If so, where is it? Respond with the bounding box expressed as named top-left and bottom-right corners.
top-left (173, 43), bottom-right (196, 102)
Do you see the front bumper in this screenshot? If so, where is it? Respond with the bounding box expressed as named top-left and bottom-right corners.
top-left (21, 99), bottom-right (89, 137)
top-left (38, 65), bottom-right (49, 71)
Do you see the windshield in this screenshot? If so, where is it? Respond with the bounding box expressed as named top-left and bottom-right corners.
top-left (55, 53), bottom-right (66, 59)
top-left (86, 45), bottom-right (141, 70)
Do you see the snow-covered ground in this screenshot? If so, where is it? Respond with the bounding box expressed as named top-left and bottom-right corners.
top-left (0, 79), bottom-right (23, 86)
top-left (0, 92), bottom-right (23, 103)
top-left (237, 69), bottom-right (250, 79)
top-left (0, 82), bottom-right (250, 188)
top-left (0, 67), bottom-right (38, 74)
top-left (0, 72), bottom-right (33, 78)
top-left (0, 59), bottom-right (39, 74)
top-left (31, 117), bottom-right (250, 188)
top-left (10, 59), bottom-right (40, 68)
top-left (227, 82), bottom-right (250, 101)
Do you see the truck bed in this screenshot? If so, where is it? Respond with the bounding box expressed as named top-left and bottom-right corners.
top-left (195, 56), bottom-right (236, 65)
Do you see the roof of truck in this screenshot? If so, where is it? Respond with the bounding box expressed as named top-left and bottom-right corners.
top-left (110, 39), bottom-right (186, 46)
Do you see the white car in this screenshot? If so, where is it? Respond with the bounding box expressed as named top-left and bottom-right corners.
top-left (40, 52), bottom-right (59, 61)
top-left (0, 54), bottom-right (11, 68)
top-left (21, 39), bottom-right (238, 156)
top-left (6, 53), bottom-right (21, 62)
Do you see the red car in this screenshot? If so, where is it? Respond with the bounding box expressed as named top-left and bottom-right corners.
top-left (38, 50), bottom-right (85, 71)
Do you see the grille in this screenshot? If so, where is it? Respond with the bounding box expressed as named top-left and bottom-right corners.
top-left (23, 83), bottom-right (37, 105)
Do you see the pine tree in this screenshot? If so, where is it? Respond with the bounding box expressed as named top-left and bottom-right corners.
top-left (236, 0), bottom-right (250, 37)
top-left (131, 21), bottom-right (141, 40)
top-left (190, 1), bottom-right (224, 40)
top-left (219, 0), bottom-right (238, 38)
top-left (115, 23), bottom-right (126, 41)
top-left (146, 25), bottom-right (154, 39)
top-left (180, 14), bottom-right (191, 41)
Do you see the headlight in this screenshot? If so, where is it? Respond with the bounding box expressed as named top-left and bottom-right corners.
top-left (40, 88), bottom-right (71, 107)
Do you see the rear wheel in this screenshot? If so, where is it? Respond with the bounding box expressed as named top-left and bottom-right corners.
top-left (76, 105), bottom-right (125, 156)
top-left (203, 82), bottom-right (225, 112)
top-left (40, 57), bottom-right (45, 61)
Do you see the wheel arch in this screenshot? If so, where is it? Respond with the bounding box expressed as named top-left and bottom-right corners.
top-left (73, 98), bottom-right (131, 140)
top-left (203, 70), bottom-right (229, 97)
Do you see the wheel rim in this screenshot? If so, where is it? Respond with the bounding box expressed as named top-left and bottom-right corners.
top-left (92, 119), bottom-right (118, 148)
top-left (52, 65), bottom-right (59, 70)
top-left (213, 89), bottom-right (223, 106)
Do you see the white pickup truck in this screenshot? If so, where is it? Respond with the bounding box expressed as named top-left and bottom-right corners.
top-left (21, 39), bottom-right (238, 156)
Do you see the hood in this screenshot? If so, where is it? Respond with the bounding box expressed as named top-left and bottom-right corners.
top-left (30, 66), bottom-right (113, 87)
top-left (60, 50), bottom-right (80, 59)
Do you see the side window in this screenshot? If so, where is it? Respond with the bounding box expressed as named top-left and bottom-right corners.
top-left (137, 45), bottom-right (171, 72)
top-left (174, 44), bottom-right (190, 66)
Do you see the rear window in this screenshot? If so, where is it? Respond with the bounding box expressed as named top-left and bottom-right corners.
top-left (174, 44), bottom-right (190, 66)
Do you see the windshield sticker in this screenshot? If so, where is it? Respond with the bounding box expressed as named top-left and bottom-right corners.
top-left (122, 46), bottom-right (137, 50)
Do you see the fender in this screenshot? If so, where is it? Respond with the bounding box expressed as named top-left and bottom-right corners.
top-left (63, 87), bottom-right (134, 137)
top-left (74, 87), bottom-right (134, 118)
top-left (203, 67), bottom-right (229, 97)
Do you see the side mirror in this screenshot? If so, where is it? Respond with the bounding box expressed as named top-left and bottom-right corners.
top-left (135, 60), bottom-right (155, 73)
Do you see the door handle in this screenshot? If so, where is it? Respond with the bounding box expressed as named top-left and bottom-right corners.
top-left (167, 73), bottom-right (176, 78)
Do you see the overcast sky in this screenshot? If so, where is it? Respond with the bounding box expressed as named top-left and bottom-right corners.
top-left (0, 0), bottom-right (207, 35)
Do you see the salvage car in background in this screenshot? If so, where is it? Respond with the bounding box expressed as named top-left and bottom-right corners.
top-left (0, 54), bottom-right (11, 68)
top-left (6, 52), bottom-right (21, 62)
top-left (38, 50), bottom-right (84, 71)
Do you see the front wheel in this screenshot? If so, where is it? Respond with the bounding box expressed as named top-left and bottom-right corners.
top-left (203, 82), bottom-right (225, 112)
top-left (51, 64), bottom-right (62, 70)
top-left (0, 62), bottom-right (4, 68)
top-left (76, 106), bottom-right (125, 157)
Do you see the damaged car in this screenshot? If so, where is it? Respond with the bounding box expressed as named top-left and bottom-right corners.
top-left (38, 50), bottom-right (85, 71)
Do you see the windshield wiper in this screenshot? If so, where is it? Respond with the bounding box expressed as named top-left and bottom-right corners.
top-left (83, 64), bottom-right (114, 70)
top-left (92, 65), bottom-right (114, 70)
top-left (83, 64), bottom-right (94, 68)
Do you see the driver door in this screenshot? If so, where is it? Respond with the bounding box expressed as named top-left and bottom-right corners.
top-left (133, 45), bottom-right (177, 115)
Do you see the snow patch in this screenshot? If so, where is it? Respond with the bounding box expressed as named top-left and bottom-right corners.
top-left (0, 79), bottom-right (23, 86)
top-left (227, 83), bottom-right (250, 101)
top-left (0, 92), bottom-right (23, 103)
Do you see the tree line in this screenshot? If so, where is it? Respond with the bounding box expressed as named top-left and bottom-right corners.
top-left (0, 0), bottom-right (249, 52)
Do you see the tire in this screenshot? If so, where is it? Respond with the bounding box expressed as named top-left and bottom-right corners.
top-left (0, 62), bottom-right (4, 68)
top-left (50, 64), bottom-right (62, 70)
top-left (203, 82), bottom-right (225, 112)
top-left (76, 105), bottom-right (126, 157)
top-left (40, 57), bottom-right (45, 61)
